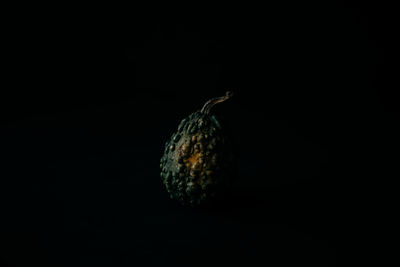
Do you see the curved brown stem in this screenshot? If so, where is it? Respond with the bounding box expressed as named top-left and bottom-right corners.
top-left (200, 91), bottom-right (233, 115)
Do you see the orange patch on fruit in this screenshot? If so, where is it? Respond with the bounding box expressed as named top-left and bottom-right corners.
top-left (187, 152), bottom-right (200, 165)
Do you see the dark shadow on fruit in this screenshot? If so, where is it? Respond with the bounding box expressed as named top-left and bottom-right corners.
top-left (190, 170), bottom-right (328, 225)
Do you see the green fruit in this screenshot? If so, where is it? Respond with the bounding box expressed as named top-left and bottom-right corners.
top-left (160, 91), bottom-right (235, 206)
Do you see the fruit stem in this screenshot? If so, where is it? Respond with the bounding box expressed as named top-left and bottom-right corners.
top-left (200, 91), bottom-right (233, 115)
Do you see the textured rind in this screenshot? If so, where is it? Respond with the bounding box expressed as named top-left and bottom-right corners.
top-left (160, 111), bottom-right (234, 206)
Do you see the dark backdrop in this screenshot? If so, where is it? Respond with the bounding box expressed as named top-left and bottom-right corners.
top-left (1, 2), bottom-right (398, 266)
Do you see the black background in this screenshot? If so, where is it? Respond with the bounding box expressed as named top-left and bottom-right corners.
top-left (1, 2), bottom-right (398, 266)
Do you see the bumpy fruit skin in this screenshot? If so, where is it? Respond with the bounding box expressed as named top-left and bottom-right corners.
top-left (160, 107), bottom-right (234, 206)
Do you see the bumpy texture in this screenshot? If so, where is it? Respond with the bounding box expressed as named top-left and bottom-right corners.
top-left (160, 92), bottom-right (234, 206)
